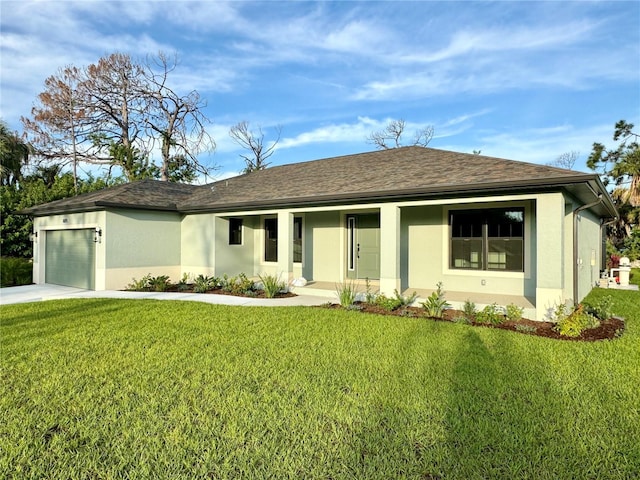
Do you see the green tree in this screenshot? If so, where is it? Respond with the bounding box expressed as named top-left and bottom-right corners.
top-left (587, 120), bottom-right (640, 206)
top-left (0, 121), bottom-right (30, 186)
top-left (0, 172), bottom-right (110, 258)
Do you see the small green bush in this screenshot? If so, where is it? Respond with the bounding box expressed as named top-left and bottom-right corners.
top-left (0, 257), bottom-right (32, 287)
top-left (375, 294), bottom-right (400, 311)
top-left (462, 299), bottom-right (477, 319)
top-left (554, 304), bottom-right (600, 337)
top-left (583, 295), bottom-right (614, 320)
top-left (476, 303), bottom-right (504, 325)
top-left (259, 273), bottom-right (286, 298)
top-left (453, 315), bottom-right (472, 325)
top-left (515, 324), bottom-right (537, 333)
top-left (506, 303), bottom-right (524, 322)
top-left (364, 277), bottom-right (377, 304)
top-left (176, 273), bottom-right (192, 292)
top-left (193, 274), bottom-right (216, 293)
top-left (335, 281), bottom-right (357, 308)
top-left (220, 273), bottom-right (255, 295)
top-left (422, 282), bottom-right (450, 318)
top-left (127, 274), bottom-right (152, 291)
top-left (148, 275), bottom-right (171, 292)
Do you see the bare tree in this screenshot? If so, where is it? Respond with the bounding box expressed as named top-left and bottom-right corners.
top-left (229, 121), bottom-right (281, 174)
top-left (143, 53), bottom-right (215, 181)
top-left (366, 119), bottom-right (434, 150)
top-left (547, 150), bottom-right (579, 170)
top-left (23, 52), bottom-right (215, 183)
top-left (22, 65), bottom-right (90, 190)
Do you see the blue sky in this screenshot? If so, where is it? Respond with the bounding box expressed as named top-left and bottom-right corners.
top-left (1, 1), bottom-right (639, 180)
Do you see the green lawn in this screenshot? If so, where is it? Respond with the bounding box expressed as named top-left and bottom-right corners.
top-left (2, 290), bottom-right (639, 479)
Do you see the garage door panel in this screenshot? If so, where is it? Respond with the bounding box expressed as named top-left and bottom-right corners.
top-left (45, 229), bottom-right (95, 290)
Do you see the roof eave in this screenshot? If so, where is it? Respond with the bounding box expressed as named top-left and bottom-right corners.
top-left (179, 176), bottom-right (596, 213)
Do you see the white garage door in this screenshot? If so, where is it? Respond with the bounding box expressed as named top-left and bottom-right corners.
top-left (45, 229), bottom-right (96, 290)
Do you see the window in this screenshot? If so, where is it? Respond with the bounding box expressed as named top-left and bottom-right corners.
top-left (229, 218), bottom-right (242, 245)
top-left (450, 208), bottom-right (524, 271)
top-left (293, 217), bottom-right (302, 263)
top-left (264, 218), bottom-right (278, 262)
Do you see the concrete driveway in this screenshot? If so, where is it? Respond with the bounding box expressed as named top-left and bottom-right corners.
top-left (0, 284), bottom-right (334, 307)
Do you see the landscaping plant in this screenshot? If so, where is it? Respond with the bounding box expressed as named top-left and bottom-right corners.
top-left (193, 274), bottom-right (216, 293)
top-left (505, 303), bottom-right (524, 322)
top-left (335, 281), bottom-right (357, 307)
top-left (476, 303), bottom-right (504, 325)
top-left (148, 275), bottom-right (171, 292)
top-left (0, 257), bottom-right (32, 287)
top-left (422, 282), bottom-right (450, 318)
top-left (258, 273), bottom-right (286, 298)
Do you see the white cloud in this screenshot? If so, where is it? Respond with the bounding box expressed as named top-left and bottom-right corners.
top-left (439, 123), bottom-right (621, 169)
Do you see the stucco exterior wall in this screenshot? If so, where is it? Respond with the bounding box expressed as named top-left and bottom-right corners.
top-left (576, 207), bottom-right (601, 302)
top-left (181, 213), bottom-right (216, 276)
top-left (213, 216), bottom-right (256, 276)
top-left (104, 210), bottom-right (182, 289)
top-left (303, 211), bottom-right (342, 282)
top-left (32, 211), bottom-right (107, 288)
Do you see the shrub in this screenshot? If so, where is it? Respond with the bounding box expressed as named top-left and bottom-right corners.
top-left (554, 304), bottom-right (600, 337)
top-left (193, 274), bottom-right (216, 293)
top-left (462, 300), bottom-right (477, 320)
top-left (476, 303), bottom-right (504, 325)
top-left (335, 281), bottom-right (357, 308)
top-left (259, 273), bottom-right (286, 298)
top-left (422, 282), bottom-right (450, 318)
top-left (374, 294), bottom-right (399, 311)
top-left (515, 324), bottom-right (537, 333)
top-left (148, 275), bottom-right (171, 292)
top-left (453, 315), bottom-right (472, 325)
top-left (364, 277), bottom-right (377, 304)
top-left (220, 273), bottom-right (255, 295)
top-left (506, 303), bottom-right (524, 322)
top-left (0, 257), bottom-right (32, 287)
top-left (127, 274), bottom-right (152, 291)
top-left (583, 295), bottom-right (614, 320)
top-left (235, 273), bottom-right (255, 295)
top-left (176, 273), bottom-right (192, 292)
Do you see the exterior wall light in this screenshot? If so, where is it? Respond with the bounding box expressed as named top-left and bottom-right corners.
top-left (30, 231), bottom-right (38, 242)
top-left (94, 227), bottom-right (102, 243)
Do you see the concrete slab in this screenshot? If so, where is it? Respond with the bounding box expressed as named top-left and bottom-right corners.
top-left (0, 284), bottom-right (335, 307)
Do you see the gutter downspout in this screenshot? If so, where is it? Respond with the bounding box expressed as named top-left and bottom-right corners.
top-left (573, 193), bottom-right (603, 305)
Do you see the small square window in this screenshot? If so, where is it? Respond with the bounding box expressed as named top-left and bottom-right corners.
top-left (229, 218), bottom-right (242, 245)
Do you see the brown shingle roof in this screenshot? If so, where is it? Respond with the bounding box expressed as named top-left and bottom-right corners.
top-left (21, 179), bottom-right (201, 215)
top-left (182, 146), bottom-right (596, 211)
top-left (24, 147), bottom-right (613, 216)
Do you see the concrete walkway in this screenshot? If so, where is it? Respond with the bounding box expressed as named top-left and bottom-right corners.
top-left (0, 284), bottom-right (335, 307)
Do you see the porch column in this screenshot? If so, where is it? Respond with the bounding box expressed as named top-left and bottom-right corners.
top-left (277, 210), bottom-right (294, 282)
top-left (536, 192), bottom-right (566, 320)
top-left (379, 204), bottom-right (401, 295)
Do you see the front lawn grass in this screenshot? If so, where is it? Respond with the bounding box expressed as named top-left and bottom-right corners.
top-left (2, 289), bottom-right (639, 479)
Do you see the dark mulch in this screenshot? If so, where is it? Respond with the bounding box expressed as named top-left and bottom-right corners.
top-left (132, 286), bottom-right (296, 299)
top-left (322, 303), bottom-right (625, 342)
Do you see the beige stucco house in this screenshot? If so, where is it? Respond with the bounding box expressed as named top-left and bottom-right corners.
top-left (24, 147), bottom-right (617, 320)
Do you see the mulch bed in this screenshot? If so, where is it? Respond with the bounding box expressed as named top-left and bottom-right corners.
top-left (135, 286), bottom-right (297, 299)
top-left (322, 303), bottom-right (625, 342)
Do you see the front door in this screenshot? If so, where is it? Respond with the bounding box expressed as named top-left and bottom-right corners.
top-left (347, 214), bottom-right (380, 279)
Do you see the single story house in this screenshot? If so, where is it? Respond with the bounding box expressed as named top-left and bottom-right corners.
top-left (24, 146), bottom-right (617, 320)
